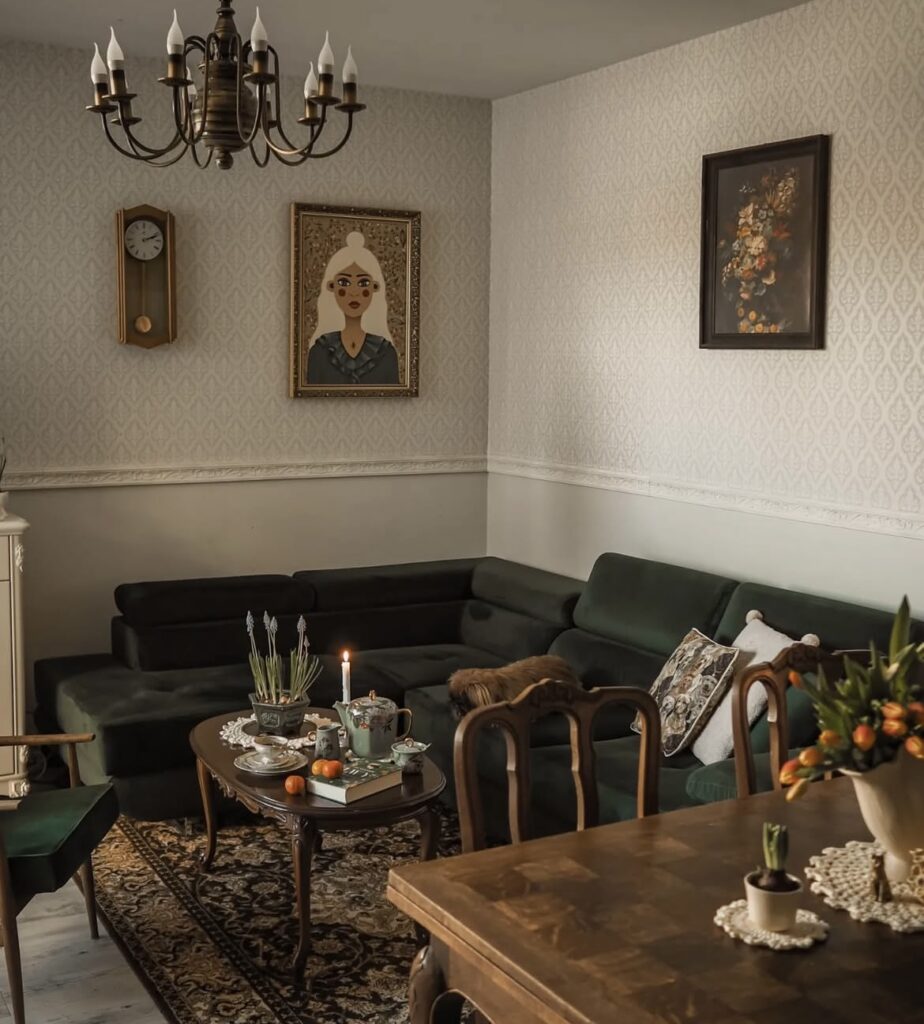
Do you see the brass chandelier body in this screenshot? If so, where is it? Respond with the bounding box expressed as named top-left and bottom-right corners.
top-left (86, 2), bottom-right (364, 170)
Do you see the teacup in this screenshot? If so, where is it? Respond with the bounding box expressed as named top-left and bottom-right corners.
top-left (252, 734), bottom-right (289, 764)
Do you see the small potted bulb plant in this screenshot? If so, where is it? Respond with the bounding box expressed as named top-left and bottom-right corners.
top-left (247, 612), bottom-right (323, 737)
top-left (745, 822), bottom-right (803, 932)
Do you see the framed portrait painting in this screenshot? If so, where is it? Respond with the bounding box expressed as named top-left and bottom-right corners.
top-left (699, 134), bottom-right (830, 350)
top-left (290, 203), bottom-right (420, 397)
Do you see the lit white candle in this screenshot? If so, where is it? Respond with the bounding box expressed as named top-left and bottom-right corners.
top-left (318, 31), bottom-right (334, 74)
top-left (90, 43), bottom-right (108, 83)
top-left (107, 27), bottom-right (125, 69)
top-left (341, 650), bottom-right (351, 704)
top-left (167, 9), bottom-right (184, 55)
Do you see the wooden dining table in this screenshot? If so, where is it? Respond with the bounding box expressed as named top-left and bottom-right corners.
top-left (387, 777), bottom-right (923, 1024)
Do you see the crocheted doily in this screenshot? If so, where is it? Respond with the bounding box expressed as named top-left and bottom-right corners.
top-left (714, 899), bottom-right (828, 950)
top-left (805, 841), bottom-right (924, 933)
top-left (218, 714), bottom-right (341, 752)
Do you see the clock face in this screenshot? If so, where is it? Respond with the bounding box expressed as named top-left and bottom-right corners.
top-left (124, 218), bottom-right (164, 262)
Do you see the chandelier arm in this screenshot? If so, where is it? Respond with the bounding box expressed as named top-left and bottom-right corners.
top-left (191, 142), bottom-right (214, 169)
top-left (120, 120), bottom-right (185, 158)
top-left (258, 102), bottom-right (328, 160)
top-left (102, 118), bottom-right (190, 166)
top-left (249, 138), bottom-right (273, 168)
top-left (233, 41), bottom-right (263, 146)
top-left (262, 47), bottom-right (302, 152)
top-left (304, 113), bottom-right (355, 159)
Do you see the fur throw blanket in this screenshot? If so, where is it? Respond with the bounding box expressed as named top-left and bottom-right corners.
top-left (447, 655), bottom-right (581, 717)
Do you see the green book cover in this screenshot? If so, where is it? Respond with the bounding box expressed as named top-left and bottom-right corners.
top-left (305, 757), bottom-right (403, 804)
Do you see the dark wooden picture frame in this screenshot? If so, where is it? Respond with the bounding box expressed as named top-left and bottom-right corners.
top-left (699, 134), bottom-right (830, 350)
top-left (290, 202), bottom-right (421, 398)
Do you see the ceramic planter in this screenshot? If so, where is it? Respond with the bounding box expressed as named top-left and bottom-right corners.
top-left (842, 748), bottom-right (924, 882)
top-left (744, 873), bottom-right (803, 932)
top-left (249, 694), bottom-right (310, 738)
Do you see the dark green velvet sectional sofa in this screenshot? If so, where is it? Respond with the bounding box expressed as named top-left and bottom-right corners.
top-left (34, 553), bottom-right (920, 826)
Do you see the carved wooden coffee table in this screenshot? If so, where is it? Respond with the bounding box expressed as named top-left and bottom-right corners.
top-left (190, 708), bottom-right (445, 976)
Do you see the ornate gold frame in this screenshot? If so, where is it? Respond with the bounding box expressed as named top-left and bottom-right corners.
top-left (290, 202), bottom-right (420, 398)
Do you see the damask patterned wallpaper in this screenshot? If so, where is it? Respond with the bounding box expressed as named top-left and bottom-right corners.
top-left (489, 0), bottom-right (924, 539)
top-left (0, 43), bottom-right (491, 487)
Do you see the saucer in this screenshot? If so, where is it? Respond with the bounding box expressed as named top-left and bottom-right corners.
top-left (233, 750), bottom-right (309, 775)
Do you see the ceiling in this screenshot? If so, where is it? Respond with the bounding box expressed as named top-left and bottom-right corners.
top-left (6, 0), bottom-right (812, 99)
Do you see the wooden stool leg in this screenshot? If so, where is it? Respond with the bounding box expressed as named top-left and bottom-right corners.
top-left (0, 867), bottom-right (25, 1024)
top-left (77, 857), bottom-right (99, 940)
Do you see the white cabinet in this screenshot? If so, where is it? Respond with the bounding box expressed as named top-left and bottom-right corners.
top-left (0, 514), bottom-right (28, 798)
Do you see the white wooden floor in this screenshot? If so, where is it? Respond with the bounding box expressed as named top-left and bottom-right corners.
top-left (0, 882), bottom-right (164, 1024)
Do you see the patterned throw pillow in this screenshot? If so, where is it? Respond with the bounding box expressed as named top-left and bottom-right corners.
top-left (631, 628), bottom-right (739, 757)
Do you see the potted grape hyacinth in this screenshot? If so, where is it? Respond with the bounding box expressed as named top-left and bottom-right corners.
top-left (782, 597), bottom-right (924, 882)
top-left (745, 823), bottom-right (802, 932)
top-left (247, 612), bottom-right (323, 737)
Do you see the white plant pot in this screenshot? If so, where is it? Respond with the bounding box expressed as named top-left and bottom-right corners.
top-left (842, 748), bottom-right (924, 882)
top-left (744, 873), bottom-right (803, 932)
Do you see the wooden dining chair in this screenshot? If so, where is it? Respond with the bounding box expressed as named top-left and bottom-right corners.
top-left (0, 732), bottom-right (119, 1024)
top-left (453, 679), bottom-right (661, 853)
top-left (730, 644), bottom-right (861, 797)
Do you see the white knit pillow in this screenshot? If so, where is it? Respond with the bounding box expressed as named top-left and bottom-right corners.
top-left (691, 611), bottom-right (820, 766)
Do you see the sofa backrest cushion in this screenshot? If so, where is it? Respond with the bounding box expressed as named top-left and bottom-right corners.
top-left (469, 558), bottom-right (582, 626)
top-left (714, 582), bottom-right (924, 651)
top-left (573, 553), bottom-right (738, 657)
top-left (548, 629), bottom-right (665, 688)
top-left (114, 575), bottom-right (311, 627)
top-left (293, 559), bottom-right (477, 612)
top-left (460, 602), bottom-right (565, 662)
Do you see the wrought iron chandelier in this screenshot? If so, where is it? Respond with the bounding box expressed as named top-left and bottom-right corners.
top-left (86, 2), bottom-right (365, 169)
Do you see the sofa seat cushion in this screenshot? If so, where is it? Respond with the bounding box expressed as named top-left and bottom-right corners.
top-left (33, 654), bottom-right (123, 733)
top-left (573, 552), bottom-right (737, 658)
top-left (56, 663), bottom-right (256, 777)
top-left (115, 574), bottom-right (312, 626)
top-left (294, 559), bottom-right (477, 611)
top-left (1, 784), bottom-right (118, 895)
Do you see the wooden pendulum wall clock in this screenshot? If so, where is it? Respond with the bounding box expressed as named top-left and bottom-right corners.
top-left (116, 204), bottom-right (177, 348)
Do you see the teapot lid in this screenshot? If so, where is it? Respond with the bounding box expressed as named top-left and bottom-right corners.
top-left (349, 690), bottom-right (396, 713)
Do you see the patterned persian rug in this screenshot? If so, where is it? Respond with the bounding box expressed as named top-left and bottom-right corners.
top-left (94, 813), bottom-right (460, 1024)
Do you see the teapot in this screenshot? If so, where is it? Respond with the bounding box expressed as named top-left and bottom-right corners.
top-left (335, 691), bottom-right (413, 759)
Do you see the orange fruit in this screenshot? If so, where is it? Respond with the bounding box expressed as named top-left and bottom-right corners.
top-left (311, 759), bottom-right (328, 777)
top-left (284, 775), bottom-right (306, 795)
top-left (321, 760), bottom-right (343, 779)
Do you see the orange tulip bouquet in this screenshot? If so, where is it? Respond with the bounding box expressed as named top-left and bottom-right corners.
top-left (781, 598), bottom-right (924, 884)
top-left (781, 598), bottom-right (924, 799)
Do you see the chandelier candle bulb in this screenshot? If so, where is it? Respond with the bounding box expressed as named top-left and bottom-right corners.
top-left (90, 44), bottom-right (108, 83)
top-left (342, 651), bottom-right (351, 705)
top-left (318, 31), bottom-right (334, 73)
top-left (342, 45), bottom-right (357, 84)
top-left (250, 6), bottom-right (268, 52)
top-left (304, 62), bottom-right (318, 99)
top-left (166, 10), bottom-right (184, 54)
top-left (106, 27), bottom-right (125, 68)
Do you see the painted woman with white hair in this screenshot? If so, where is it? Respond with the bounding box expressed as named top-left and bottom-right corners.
top-left (306, 231), bottom-right (399, 386)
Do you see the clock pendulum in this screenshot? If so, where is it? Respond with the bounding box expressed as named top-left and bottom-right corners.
top-left (135, 260), bottom-right (152, 335)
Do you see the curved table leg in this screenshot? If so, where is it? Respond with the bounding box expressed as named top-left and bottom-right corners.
top-left (418, 802), bottom-right (441, 862)
top-left (196, 758), bottom-right (217, 872)
top-left (290, 816), bottom-right (317, 976)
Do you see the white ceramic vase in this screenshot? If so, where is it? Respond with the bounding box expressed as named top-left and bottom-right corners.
top-left (744, 873), bottom-right (803, 932)
top-left (843, 749), bottom-right (924, 882)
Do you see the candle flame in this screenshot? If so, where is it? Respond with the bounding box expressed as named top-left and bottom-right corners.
top-left (342, 650), bottom-right (350, 664)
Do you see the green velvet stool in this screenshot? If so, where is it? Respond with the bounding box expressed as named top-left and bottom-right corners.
top-left (0, 733), bottom-right (118, 1024)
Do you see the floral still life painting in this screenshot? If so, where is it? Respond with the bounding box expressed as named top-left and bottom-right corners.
top-left (700, 135), bottom-right (830, 350)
